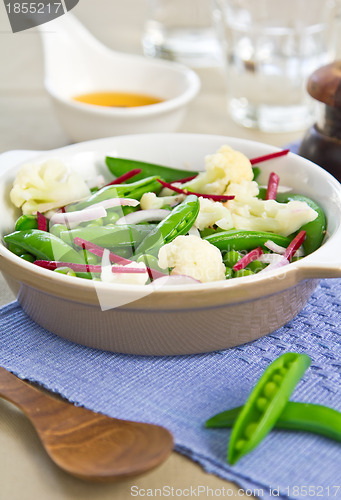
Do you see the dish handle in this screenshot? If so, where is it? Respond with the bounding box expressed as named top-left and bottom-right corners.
top-left (0, 150), bottom-right (43, 172)
top-left (298, 230), bottom-right (341, 279)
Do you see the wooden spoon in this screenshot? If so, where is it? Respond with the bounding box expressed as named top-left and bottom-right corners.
top-left (0, 366), bottom-right (173, 481)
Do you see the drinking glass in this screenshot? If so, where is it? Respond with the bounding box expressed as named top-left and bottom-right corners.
top-left (142, 0), bottom-right (222, 67)
top-left (214, 0), bottom-right (338, 132)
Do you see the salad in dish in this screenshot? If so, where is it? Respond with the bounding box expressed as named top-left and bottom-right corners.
top-left (4, 145), bottom-right (326, 285)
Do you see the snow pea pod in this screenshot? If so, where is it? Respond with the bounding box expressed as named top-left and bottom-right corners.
top-left (7, 242), bottom-right (25, 256)
top-left (204, 230), bottom-right (291, 252)
top-left (223, 250), bottom-right (241, 267)
top-left (106, 157), bottom-right (261, 184)
top-left (50, 224), bottom-right (68, 238)
top-left (135, 195), bottom-right (200, 255)
top-left (60, 224), bottom-right (156, 251)
top-left (53, 267), bottom-right (96, 280)
top-left (20, 253), bottom-right (35, 263)
top-left (4, 230), bottom-right (83, 263)
top-left (258, 189), bottom-right (326, 255)
top-left (252, 166), bottom-right (261, 181)
top-left (15, 214), bottom-right (38, 231)
top-left (233, 268), bottom-right (254, 278)
top-left (69, 176), bottom-right (162, 211)
top-left (54, 266), bottom-right (77, 277)
top-left (206, 402), bottom-right (341, 443)
top-left (106, 157), bottom-right (199, 183)
top-left (228, 352), bottom-right (311, 465)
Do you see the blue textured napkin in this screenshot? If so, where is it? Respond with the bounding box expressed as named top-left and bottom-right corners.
top-left (0, 279), bottom-right (340, 500)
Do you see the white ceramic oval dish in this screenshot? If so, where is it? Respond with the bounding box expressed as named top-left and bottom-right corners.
top-left (38, 15), bottom-right (200, 142)
top-left (0, 134), bottom-right (340, 355)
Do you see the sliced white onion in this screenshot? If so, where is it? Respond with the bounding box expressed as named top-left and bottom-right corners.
top-left (86, 175), bottom-right (105, 189)
top-left (34, 196), bottom-right (89, 215)
top-left (264, 239), bottom-right (304, 257)
top-left (294, 247), bottom-right (304, 257)
top-left (264, 240), bottom-right (286, 254)
top-left (85, 198), bottom-right (139, 211)
top-left (116, 209), bottom-right (170, 225)
top-left (50, 206), bottom-right (107, 227)
top-left (258, 256), bottom-right (289, 274)
top-left (169, 194), bottom-right (186, 207)
top-left (259, 253), bottom-right (286, 264)
top-left (44, 208), bottom-right (60, 219)
top-left (188, 226), bottom-right (201, 238)
top-left (151, 274), bottom-right (201, 287)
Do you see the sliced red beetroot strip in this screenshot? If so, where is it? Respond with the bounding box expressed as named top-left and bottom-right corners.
top-left (34, 260), bottom-right (146, 274)
top-left (37, 212), bottom-right (48, 231)
top-left (80, 242), bottom-right (92, 274)
top-left (283, 230), bottom-right (306, 261)
top-left (157, 179), bottom-right (184, 194)
top-left (101, 150), bottom-right (288, 191)
top-left (250, 149), bottom-right (290, 165)
top-left (173, 150), bottom-right (289, 184)
top-left (73, 237), bottom-right (167, 279)
top-left (233, 247), bottom-right (264, 272)
top-left (171, 174), bottom-right (197, 184)
top-left (157, 179), bottom-right (234, 202)
top-left (185, 191), bottom-right (234, 202)
top-left (104, 168), bottom-right (142, 187)
top-left (73, 237), bottom-right (132, 265)
top-left (266, 172), bottom-right (280, 200)
top-left (146, 267), bottom-right (167, 280)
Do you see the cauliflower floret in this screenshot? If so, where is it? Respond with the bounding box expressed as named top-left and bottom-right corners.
top-left (158, 235), bottom-right (226, 283)
top-left (224, 182), bottom-right (318, 236)
top-left (209, 145), bottom-right (254, 184)
top-left (140, 192), bottom-right (164, 210)
top-left (10, 159), bottom-right (90, 215)
top-left (140, 191), bottom-right (185, 210)
top-left (194, 197), bottom-right (234, 231)
top-left (225, 180), bottom-right (260, 201)
top-left (101, 251), bottom-right (149, 285)
top-left (183, 145), bottom-right (253, 195)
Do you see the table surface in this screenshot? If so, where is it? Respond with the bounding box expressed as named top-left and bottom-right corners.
top-left (1, 1), bottom-right (337, 498)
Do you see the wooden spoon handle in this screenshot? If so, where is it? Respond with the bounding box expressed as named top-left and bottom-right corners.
top-left (0, 365), bottom-right (174, 481)
top-left (0, 366), bottom-right (124, 438)
top-left (0, 365), bottom-right (60, 417)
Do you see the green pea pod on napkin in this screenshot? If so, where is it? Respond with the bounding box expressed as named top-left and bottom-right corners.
top-left (206, 402), bottom-right (341, 443)
top-left (228, 352), bottom-right (311, 464)
top-left (205, 352), bottom-right (313, 465)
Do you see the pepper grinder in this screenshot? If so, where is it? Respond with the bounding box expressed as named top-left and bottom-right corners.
top-left (299, 60), bottom-right (341, 182)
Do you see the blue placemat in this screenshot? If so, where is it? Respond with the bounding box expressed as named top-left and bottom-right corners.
top-left (0, 279), bottom-right (340, 500)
